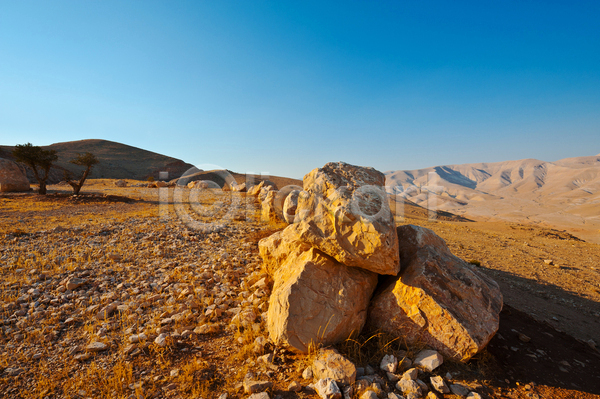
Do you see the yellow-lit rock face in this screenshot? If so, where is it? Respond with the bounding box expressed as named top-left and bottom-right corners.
top-left (267, 247), bottom-right (378, 353)
top-left (288, 162), bottom-right (400, 275)
top-left (368, 225), bottom-right (503, 361)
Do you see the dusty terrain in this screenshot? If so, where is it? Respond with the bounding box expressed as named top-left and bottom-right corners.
top-left (1, 180), bottom-right (599, 398)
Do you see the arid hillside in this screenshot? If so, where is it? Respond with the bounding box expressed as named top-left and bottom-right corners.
top-left (386, 155), bottom-right (600, 243)
top-left (0, 139), bottom-right (195, 182)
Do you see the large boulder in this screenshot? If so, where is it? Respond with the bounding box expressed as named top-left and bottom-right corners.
top-left (0, 158), bottom-right (30, 192)
top-left (287, 162), bottom-right (399, 275)
top-left (268, 247), bottom-right (378, 353)
top-left (368, 225), bottom-right (503, 361)
top-left (259, 228), bottom-right (312, 275)
top-left (283, 189), bottom-right (301, 224)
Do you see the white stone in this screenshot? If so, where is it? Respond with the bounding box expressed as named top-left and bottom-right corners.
top-left (413, 350), bottom-right (443, 372)
top-left (380, 354), bottom-right (398, 373)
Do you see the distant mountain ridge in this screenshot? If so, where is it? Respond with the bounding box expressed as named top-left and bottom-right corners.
top-left (0, 139), bottom-right (195, 182)
top-left (385, 154), bottom-right (600, 243)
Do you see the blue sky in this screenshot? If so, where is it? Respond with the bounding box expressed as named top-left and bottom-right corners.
top-left (1, 1), bottom-right (599, 178)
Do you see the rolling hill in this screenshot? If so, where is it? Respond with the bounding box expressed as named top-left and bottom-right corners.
top-left (0, 139), bottom-right (195, 182)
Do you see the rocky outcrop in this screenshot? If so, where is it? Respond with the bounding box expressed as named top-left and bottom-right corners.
top-left (259, 228), bottom-right (312, 276)
top-left (261, 190), bottom-right (284, 224)
top-left (247, 181), bottom-right (265, 197)
top-left (287, 162), bottom-right (399, 275)
top-left (368, 225), bottom-right (503, 361)
top-left (0, 158), bottom-right (30, 192)
top-left (267, 247), bottom-right (377, 353)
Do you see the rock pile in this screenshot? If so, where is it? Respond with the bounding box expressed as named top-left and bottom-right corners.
top-left (259, 162), bottom-right (399, 352)
top-left (259, 161), bottom-right (502, 362)
top-left (0, 158), bottom-right (30, 192)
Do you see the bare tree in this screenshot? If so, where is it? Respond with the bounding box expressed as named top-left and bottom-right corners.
top-left (12, 143), bottom-right (58, 195)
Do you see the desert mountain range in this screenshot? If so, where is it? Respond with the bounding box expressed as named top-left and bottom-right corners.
top-left (386, 154), bottom-right (600, 243)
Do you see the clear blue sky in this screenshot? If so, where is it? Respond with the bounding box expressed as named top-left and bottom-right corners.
top-left (1, 1), bottom-right (599, 178)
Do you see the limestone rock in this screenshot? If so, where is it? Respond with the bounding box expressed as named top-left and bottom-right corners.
top-left (283, 189), bottom-right (301, 224)
top-left (368, 225), bottom-right (503, 361)
top-left (244, 380), bottom-right (273, 394)
top-left (315, 378), bottom-right (342, 399)
top-left (86, 341), bottom-right (108, 352)
top-left (380, 354), bottom-right (398, 373)
top-left (66, 277), bottom-right (86, 291)
top-left (396, 378), bottom-right (422, 397)
top-left (0, 158), bottom-right (30, 192)
top-left (430, 375), bottom-right (449, 393)
top-left (287, 162), bottom-right (399, 275)
top-left (247, 181), bottom-right (265, 197)
top-left (267, 247), bottom-right (378, 353)
top-left (312, 348), bottom-right (357, 386)
top-left (232, 182), bottom-right (247, 192)
top-left (413, 350), bottom-right (443, 371)
top-left (258, 228), bottom-right (311, 276)
top-left (261, 190), bottom-right (284, 224)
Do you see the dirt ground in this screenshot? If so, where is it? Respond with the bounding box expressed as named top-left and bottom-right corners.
top-left (1, 182), bottom-right (599, 398)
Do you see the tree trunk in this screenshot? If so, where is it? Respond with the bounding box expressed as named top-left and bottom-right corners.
top-left (39, 181), bottom-right (47, 195)
top-left (68, 181), bottom-right (81, 195)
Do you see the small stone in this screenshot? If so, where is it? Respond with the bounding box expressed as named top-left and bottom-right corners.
top-left (402, 368), bottom-right (418, 380)
top-left (244, 380), bottom-right (273, 394)
top-left (302, 367), bottom-right (313, 380)
top-left (154, 333), bottom-right (167, 347)
top-left (288, 381), bottom-right (302, 392)
top-left (170, 369), bottom-right (180, 377)
top-left (518, 333), bottom-right (531, 343)
top-left (426, 392), bottom-right (439, 399)
top-left (86, 341), bottom-right (108, 352)
top-left (360, 391), bottom-right (378, 399)
top-left (315, 378), bottom-right (342, 399)
top-left (543, 259), bottom-right (553, 265)
top-left (74, 353), bottom-right (91, 361)
top-left (388, 393), bottom-right (403, 399)
top-left (66, 278), bottom-right (86, 291)
top-left (386, 372), bottom-right (399, 383)
top-left (430, 375), bottom-right (450, 393)
top-left (450, 384), bottom-right (470, 397)
top-left (248, 393), bottom-right (270, 399)
top-left (194, 323), bottom-right (221, 334)
top-left (416, 379), bottom-right (428, 392)
top-left (312, 348), bottom-right (357, 386)
top-left (396, 378), bottom-right (422, 396)
top-left (413, 350), bottom-right (443, 371)
top-left (5, 367), bottom-right (24, 376)
top-left (380, 354), bottom-right (398, 373)
top-left (218, 394), bottom-right (227, 399)
top-left (467, 393), bottom-right (483, 399)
